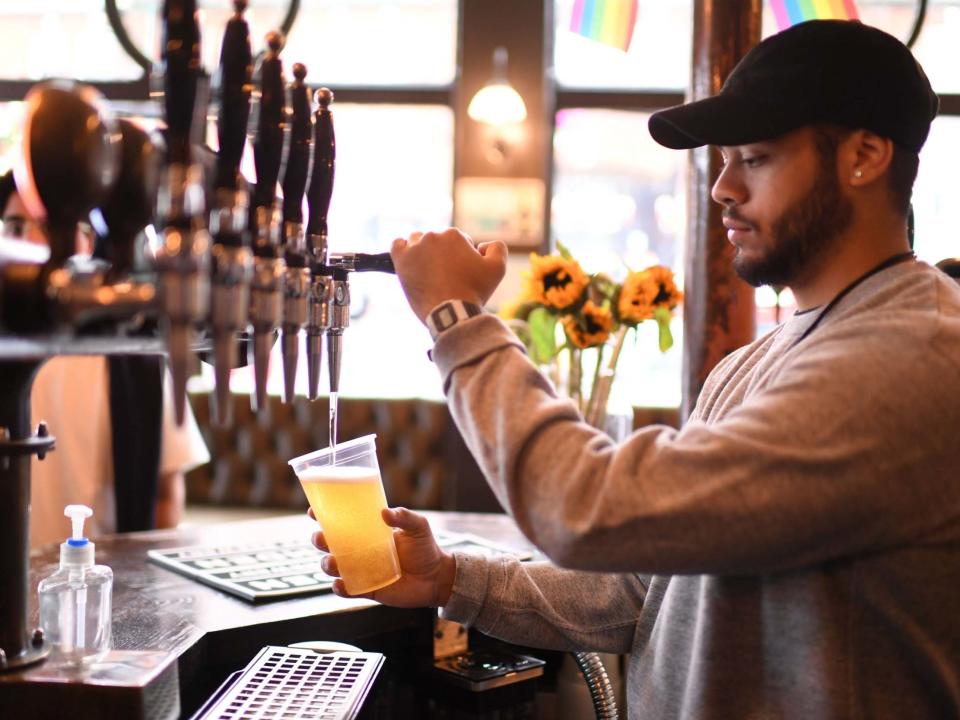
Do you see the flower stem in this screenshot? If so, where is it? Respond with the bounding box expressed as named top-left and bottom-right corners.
top-left (567, 347), bottom-right (583, 412)
top-left (589, 343), bottom-right (605, 413)
top-left (607, 325), bottom-right (630, 373)
top-left (587, 325), bottom-right (629, 428)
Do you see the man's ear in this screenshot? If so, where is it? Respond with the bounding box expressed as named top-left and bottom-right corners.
top-left (845, 130), bottom-right (894, 187)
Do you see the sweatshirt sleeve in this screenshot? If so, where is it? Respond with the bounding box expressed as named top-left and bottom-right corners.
top-left (432, 310), bottom-right (960, 575)
top-left (441, 552), bottom-right (647, 654)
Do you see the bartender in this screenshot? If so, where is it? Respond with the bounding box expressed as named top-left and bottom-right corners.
top-left (315, 20), bottom-right (960, 720)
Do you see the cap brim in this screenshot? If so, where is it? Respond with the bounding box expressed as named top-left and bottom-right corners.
top-left (649, 93), bottom-right (800, 149)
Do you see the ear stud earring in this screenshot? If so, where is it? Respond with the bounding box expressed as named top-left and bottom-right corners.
top-left (853, 168), bottom-right (863, 179)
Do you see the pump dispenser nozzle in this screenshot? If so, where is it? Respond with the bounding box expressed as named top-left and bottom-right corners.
top-left (61, 504), bottom-right (95, 567)
top-left (65, 504), bottom-right (91, 543)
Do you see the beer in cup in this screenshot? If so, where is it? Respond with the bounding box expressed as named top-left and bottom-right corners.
top-left (289, 434), bottom-right (400, 594)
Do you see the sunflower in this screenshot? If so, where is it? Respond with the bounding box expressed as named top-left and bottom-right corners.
top-left (561, 300), bottom-right (614, 349)
top-left (524, 253), bottom-right (590, 311)
top-left (617, 265), bottom-right (683, 325)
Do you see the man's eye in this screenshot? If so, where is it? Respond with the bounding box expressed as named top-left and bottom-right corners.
top-left (743, 155), bottom-right (766, 168)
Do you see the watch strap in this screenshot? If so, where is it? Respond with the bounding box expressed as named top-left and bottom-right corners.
top-left (426, 299), bottom-right (484, 341)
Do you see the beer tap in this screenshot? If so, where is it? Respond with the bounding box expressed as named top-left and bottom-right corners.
top-left (99, 119), bottom-right (165, 282)
top-left (207, 0), bottom-right (254, 425)
top-left (304, 88), bottom-right (335, 401)
top-left (248, 30), bottom-right (287, 412)
top-left (304, 88), bottom-right (397, 399)
top-left (2, 81), bottom-right (121, 333)
top-left (43, 118), bottom-right (163, 331)
top-left (154, 0), bottom-right (210, 425)
top-left (279, 62), bottom-right (313, 403)
top-left (322, 252), bottom-right (397, 396)
top-left (325, 265), bottom-right (349, 397)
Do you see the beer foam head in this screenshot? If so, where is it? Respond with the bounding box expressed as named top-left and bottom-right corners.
top-left (297, 464), bottom-right (379, 483)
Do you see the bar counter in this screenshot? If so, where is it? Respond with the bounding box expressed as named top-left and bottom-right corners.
top-left (0, 511), bottom-right (536, 719)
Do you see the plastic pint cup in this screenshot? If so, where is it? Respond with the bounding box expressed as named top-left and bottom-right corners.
top-left (289, 434), bottom-right (400, 594)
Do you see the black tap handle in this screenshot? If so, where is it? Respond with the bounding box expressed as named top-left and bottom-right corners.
top-left (281, 63), bottom-right (312, 227)
top-left (251, 31), bottom-right (286, 213)
top-left (352, 253), bottom-right (396, 273)
top-left (215, 0), bottom-right (253, 192)
top-left (99, 119), bottom-right (165, 276)
top-left (18, 82), bottom-right (121, 268)
top-left (306, 87), bottom-right (335, 255)
top-left (161, 0), bottom-right (202, 166)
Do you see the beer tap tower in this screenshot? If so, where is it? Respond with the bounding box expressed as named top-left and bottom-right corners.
top-left (0, 0), bottom-right (400, 675)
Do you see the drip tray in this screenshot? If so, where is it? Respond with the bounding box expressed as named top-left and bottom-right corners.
top-left (191, 646), bottom-right (385, 720)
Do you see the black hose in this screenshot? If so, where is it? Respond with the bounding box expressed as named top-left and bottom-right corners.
top-left (906, 0), bottom-right (928, 49)
top-left (103, 0), bottom-right (303, 73)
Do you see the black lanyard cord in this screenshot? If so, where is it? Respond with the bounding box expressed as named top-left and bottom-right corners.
top-left (794, 251), bottom-right (916, 347)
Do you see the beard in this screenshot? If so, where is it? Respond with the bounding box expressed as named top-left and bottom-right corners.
top-left (730, 153), bottom-right (853, 288)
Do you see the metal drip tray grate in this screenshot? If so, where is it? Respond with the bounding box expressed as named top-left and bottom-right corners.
top-left (192, 646), bottom-right (385, 720)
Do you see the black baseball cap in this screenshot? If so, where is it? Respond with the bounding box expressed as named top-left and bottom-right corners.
top-left (649, 20), bottom-right (939, 153)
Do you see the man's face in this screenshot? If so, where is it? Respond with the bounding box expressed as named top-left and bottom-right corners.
top-left (1, 190), bottom-right (46, 245)
top-left (712, 127), bottom-right (853, 288)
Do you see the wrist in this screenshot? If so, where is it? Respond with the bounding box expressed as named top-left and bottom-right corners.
top-left (425, 299), bottom-right (484, 341)
top-left (433, 551), bottom-right (456, 607)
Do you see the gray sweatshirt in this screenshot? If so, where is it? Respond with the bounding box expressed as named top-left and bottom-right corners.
top-left (435, 260), bottom-right (960, 719)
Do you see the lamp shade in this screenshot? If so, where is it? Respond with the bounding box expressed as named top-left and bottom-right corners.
top-left (467, 82), bottom-right (527, 125)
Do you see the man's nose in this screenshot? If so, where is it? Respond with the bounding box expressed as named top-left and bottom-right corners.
top-left (711, 164), bottom-right (745, 208)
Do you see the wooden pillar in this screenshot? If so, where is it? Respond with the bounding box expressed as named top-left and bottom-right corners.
top-left (682, 0), bottom-right (762, 421)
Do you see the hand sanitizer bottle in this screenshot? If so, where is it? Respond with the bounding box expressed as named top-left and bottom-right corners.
top-left (38, 505), bottom-right (113, 666)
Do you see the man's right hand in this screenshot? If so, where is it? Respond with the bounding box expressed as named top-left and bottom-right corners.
top-left (310, 506), bottom-right (456, 608)
top-left (390, 228), bottom-right (507, 324)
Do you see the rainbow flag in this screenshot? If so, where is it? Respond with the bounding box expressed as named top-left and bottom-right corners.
top-left (769, 0), bottom-right (859, 32)
top-left (569, 0), bottom-right (639, 52)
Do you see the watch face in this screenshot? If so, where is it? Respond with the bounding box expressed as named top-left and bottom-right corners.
top-left (432, 303), bottom-right (458, 332)
top-left (428, 300), bottom-right (482, 339)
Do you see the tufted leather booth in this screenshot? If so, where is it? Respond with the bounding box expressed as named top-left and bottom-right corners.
top-left (186, 393), bottom-right (453, 511)
top-left (185, 392), bottom-right (680, 513)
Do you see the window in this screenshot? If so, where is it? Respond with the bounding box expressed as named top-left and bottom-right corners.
top-left (282, 0), bottom-right (457, 86)
top-left (0, 101), bottom-right (23, 169)
top-left (553, 0), bottom-right (693, 90)
top-left (551, 2), bottom-right (690, 408)
top-left (223, 103), bottom-right (455, 401)
top-left (552, 108), bottom-right (686, 407)
top-left (0, 0), bottom-right (141, 80)
top-left (913, 115), bottom-right (960, 265)
top-left (761, 0), bottom-right (960, 94)
top-left (107, 0), bottom-right (457, 87)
